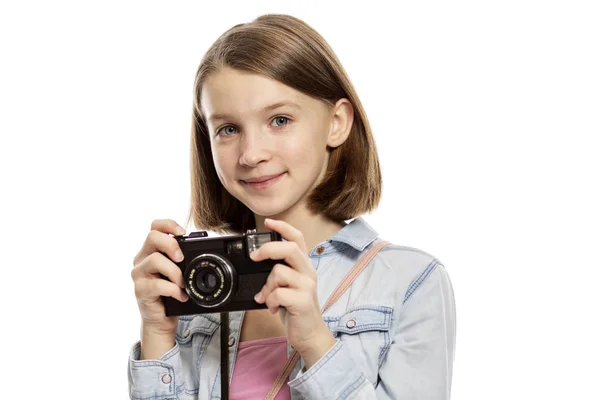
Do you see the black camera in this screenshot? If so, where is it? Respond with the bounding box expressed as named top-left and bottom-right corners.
top-left (162, 229), bottom-right (285, 316)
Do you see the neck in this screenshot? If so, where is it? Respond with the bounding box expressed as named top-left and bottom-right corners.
top-left (254, 204), bottom-right (345, 254)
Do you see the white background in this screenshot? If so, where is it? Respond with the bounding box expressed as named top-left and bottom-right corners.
top-left (1, 1), bottom-right (598, 398)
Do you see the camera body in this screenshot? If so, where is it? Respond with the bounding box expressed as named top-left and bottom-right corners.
top-left (162, 229), bottom-right (284, 316)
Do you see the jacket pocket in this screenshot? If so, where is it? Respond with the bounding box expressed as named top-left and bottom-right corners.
top-left (176, 314), bottom-right (220, 395)
top-left (177, 314), bottom-right (220, 343)
top-left (324, 306), bottom-right (393, 373)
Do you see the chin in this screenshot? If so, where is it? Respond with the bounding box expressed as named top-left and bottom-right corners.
top-left (244, 202), bottom-right (289, 218)
top-left (240, 196), bottom-right (296, 218)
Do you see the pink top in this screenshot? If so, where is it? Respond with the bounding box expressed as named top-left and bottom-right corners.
top-left (230, 336), bottom-right (291, 400)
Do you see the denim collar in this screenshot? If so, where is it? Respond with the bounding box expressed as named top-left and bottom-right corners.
top-left (309, 216), bottom-right (379, 257)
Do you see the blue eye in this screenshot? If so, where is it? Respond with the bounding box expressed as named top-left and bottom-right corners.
top-left (216, 126), bottom-right (239, 137)
top-left (271, 116), bottom-right (290, 127)
top-left (216, 116), bottom-right (290, 137)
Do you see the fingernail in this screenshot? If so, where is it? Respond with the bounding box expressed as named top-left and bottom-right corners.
top-left (254, 292), bottom-right (262, 303)
top-left (182, 292), bottom-right (189, 302)
top-left (265, 218), bottom-right (272, 224)
top-left (177, 227), bottom-right (186, 235)
top-left (249, 250), bottom-right (257, 260)
top-left (174, 251), bottom-right (184, 262)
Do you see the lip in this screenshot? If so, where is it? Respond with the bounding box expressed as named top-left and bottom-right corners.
top-left (241, 172), bottom-right (285, 190)
top-left (243, 173), bottom-right (284, 183)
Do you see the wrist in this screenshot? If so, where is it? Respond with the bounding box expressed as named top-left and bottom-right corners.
top-left (142, 321), bottom-right (177, 338)
top-left (140, 324), bottom-right (176, 360)
top-left (298, 327), bottom-right (336, 370)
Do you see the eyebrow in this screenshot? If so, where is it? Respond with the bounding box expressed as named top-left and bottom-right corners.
top-left (207, 101), bottom-right (302, 123)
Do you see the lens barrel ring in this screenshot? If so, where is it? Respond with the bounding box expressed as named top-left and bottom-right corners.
top-left (183, 253), bottom-right (236, 308)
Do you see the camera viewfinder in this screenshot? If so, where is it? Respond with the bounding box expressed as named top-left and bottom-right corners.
top-left (246, 232), bottom-right (274, 255)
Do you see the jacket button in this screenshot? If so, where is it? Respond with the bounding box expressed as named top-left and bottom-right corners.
top-left (183, 329), bottom-right (191, 338)
top-left (228, 337), bottom-right (236, 347)
top-left (161, 373), bottom-right (172, 384)
top-left (316, 246), bottom-right (325, 255)
top-left (346, 319), bottom-right (357, 329)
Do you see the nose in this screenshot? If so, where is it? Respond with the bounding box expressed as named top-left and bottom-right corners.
top-left (239, 130), bottom-right (271, 167)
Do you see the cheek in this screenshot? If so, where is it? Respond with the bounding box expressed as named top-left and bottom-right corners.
top-left (211, 148), bottom-right (235, 183)
top-left (282, 137), bottom-right (327, 172)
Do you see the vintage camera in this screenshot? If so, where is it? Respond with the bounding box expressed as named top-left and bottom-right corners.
top-left (162, 229), bottom-right (285, 316)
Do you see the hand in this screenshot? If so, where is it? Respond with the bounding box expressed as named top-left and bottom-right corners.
top-left (131, 219), bottom-right (189, 339)
top-left (251, 218), bottom-right (336, 368)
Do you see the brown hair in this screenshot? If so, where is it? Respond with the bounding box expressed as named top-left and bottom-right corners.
top-left (185, 13), bottom-right (382, 234)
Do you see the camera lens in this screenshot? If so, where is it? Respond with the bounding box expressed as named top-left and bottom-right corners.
top-left (196, 269), bottom-right (219, 294)
top-left (183, 254), bottom-right (236, 308)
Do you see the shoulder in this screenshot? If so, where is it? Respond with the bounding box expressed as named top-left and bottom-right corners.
top-left (366, 239), bottom-right (452, 304)
top-left (371, 240), bottom-right (444, 277)
top-left (338, 217), bottom-right (446, 279)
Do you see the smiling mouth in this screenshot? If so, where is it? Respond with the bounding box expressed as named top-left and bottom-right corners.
top-left (241, 172), bottom-right (285, 189)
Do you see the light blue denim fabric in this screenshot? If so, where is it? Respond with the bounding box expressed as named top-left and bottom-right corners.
top-left (128, 217), bottom-right (456, 399)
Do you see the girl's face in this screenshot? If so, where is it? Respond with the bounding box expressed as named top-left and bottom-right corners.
top-left (200, 67), bottom-right (346, 218)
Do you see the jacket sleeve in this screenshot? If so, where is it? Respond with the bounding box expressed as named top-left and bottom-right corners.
top-left (288, 261), bottom-right (457, 399)
top-left (128, 341), bottom-right (191, 400)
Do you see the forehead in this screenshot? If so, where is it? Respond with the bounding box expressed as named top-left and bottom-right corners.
top-left (200, 68), bottom-right (309, 122)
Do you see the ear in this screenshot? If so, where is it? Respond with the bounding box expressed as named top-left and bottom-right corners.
top-left (326, 98), bottom-right (354, 148)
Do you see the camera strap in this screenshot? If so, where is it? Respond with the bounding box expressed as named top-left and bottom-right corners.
top-left (264, 240), bottom-right (391, 400)
top-left (220, 312), bottom-right (230, 400)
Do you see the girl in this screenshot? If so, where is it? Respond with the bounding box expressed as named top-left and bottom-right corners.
top-left (129, 13), bottom-right (456, 400)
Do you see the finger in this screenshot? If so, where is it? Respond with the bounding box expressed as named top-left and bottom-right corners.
top-left (264, 287), bottom-right (298, 314)
top-left (250, 241), bottom-right (313, 276)
top-left (133, 219), bottom-right (185, 267)
top-left (133, 228), bottom-right (185, 267)
top-left (132, 252), bottom-right (185, 289)
top-left (255, 263), bottom-right (299, 303)
top-left (135, 277), bottom-right (189, 303)
top-left (151, 219), bottom-right (187, 236)
top-left (264, 219), bottom-right (306, 251)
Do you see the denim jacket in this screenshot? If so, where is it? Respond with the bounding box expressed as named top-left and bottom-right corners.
top-left (128, 217), bottom-right (456, 399)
